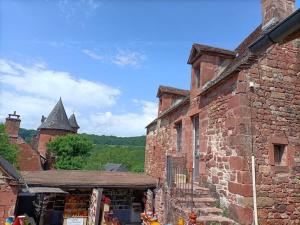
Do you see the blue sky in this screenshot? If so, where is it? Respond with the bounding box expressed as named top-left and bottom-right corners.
top-left (1, 0), bottom-right (299, 136)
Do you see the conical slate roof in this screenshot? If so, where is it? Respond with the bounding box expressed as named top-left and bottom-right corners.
top-left (69, 114), bottom-right (80, 130)
top-left (38, 98), bottom-right (73, 132)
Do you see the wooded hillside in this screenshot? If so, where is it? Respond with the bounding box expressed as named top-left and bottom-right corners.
top-left (19, 128), bottom-right (146, 172)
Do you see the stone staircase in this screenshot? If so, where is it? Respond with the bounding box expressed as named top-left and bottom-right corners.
top-left (171, 182), bottom-right (237, 225)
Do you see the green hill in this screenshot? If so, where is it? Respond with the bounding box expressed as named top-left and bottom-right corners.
top-left (19, 128), bottom-right (146, 172)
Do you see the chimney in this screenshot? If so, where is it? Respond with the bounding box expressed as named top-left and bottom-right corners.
top-left (5, 111), bottom-right (21, 142)
top-left (261, 0), bottom-right (295, 29)
top-left (41, 115), bottom-right (46, 123)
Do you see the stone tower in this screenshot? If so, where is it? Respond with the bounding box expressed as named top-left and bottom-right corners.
top-left (37, 98), bottom-right (79, 158)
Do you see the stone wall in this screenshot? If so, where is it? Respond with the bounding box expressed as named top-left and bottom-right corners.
top-left (37, 129), bottom-right (72, 158)
top-left (0, 171), bottom-right (18, 224)
top-left (246, 41), bottom-right (300, 224)
top-left (196, 72), bottom-right (254, 224)
top-left (145, 101), bottom-right (189, 180)
top-left (17, 138), bottom-right (42, 171)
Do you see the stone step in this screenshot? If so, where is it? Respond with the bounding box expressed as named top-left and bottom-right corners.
top-left (179, 183), bottom-right (210, 192)
top-left (173, 191), bottom-right (210, 198)
top-left (177, 197), bottom-right (215, 203)
top-left (197, 207), bottom-right (223, 215)
top-left (197, 215), bottom-right (235, 225)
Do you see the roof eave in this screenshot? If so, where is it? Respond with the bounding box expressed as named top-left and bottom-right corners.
top-left (249, 8), bottom-right (300, 54)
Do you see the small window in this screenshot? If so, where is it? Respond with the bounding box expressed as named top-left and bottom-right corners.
top-left (274, 144), bottom-right (286, 165)
top-left (176, 122), bottom-right (182, 152)
top-left (195, 68), bottom-right (200, 88)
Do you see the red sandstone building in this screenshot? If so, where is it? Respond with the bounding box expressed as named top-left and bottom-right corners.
top-left (4, 98), bottom-right (79, 171)
top-left (146, 1), bottom-right (300, 224)
top-left (0, 156), bottom-right (20, 224)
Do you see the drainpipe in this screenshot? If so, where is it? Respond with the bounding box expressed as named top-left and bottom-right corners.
top-left (249, 82), bottom-right (258, 225)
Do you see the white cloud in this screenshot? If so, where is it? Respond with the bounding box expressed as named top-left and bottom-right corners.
top-left (82, 49), bottom-right (104, 61)
top-left (82, 49), bottom-right (146, 68)
top-left (80, 100), bottom-right (157, 136)
top-left (0, 91), bottom-right (55, 129)
top-left (0, 59), bottom-right (120, 109)
top-left (112, 50), bottom-right (146, 67)
top-left (58, 0), bottom-right (101, 19)
top-left (0, 58), bottom-right (156, 136)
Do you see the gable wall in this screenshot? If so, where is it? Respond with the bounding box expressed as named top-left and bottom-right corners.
top-left (245, 40), bottom-right (300, 224)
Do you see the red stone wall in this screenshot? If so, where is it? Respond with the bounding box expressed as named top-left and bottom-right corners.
top-left (145, 102), bottom-right (189, 180)
top-left (0, 171), bottom-right (18, 224)
top-left (5, 118), bottom-right (20, 143)
top-left (245, 41), bottom-right (300, 224)
top-left (146, 39), bottom-right (300, 224)
top-left (17, 138), bottom-right (42, 171)
top-left (190, 55), bottom-right (220, 99)
top-left (37, 129), bottom-right (72, 157)
top-left (195, 71), bottom-right (254, 224)
top-left (261, 0), bottom-right (295, 26)
top-left (158, 93), bottom-right (185, 115)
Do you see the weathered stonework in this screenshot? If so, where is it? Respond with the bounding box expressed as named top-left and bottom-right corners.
top-left (0, 170), bottom-right (18, 224)
top-left (145, 1), bottom-right (300, 224)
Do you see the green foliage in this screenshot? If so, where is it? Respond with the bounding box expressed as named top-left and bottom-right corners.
top-left (84, 145), bottom-right (145, 172)
top-left (0, 124), bottom-right (18, 165)
top-left (81, 133), bottom-right (146, 146)
top-left (20, 128), bottom-right (146, 147)
top-left (20, 128), bottom-right (146, 172)
top-left (19, 128), bottom-right (37, 144)
top-left (47, 134), bottom-right (93, 169)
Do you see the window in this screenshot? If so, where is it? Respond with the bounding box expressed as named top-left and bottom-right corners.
top-left (195, 68), bottom-right (200, 88)
top-left (274, 144), bottom-right (286, 165)
top-left (176, 122), bottom-right (182, 152)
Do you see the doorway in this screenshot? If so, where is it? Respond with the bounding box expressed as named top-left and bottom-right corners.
top-left (192, 114), bottom-right (200, 180)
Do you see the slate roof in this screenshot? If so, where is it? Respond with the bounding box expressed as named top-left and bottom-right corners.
top-left (104, 163), bottom-right (128, 172)
top-left (157, 85), bottom-right (189, 98)
top-left (0, 156), bottom-right (20, 181)
top-left (38, 98), bottom-right (74, 132)
top-left (21, 170), bottom-right (157, 189)
top-left (69, 114), bottom-right (80, 130)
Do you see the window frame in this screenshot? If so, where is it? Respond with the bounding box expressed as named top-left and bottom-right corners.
top-left (175, 121), bottom-right (183, 152)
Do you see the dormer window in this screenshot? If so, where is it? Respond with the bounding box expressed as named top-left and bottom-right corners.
top-left (195, 68), bottom-right (201, 88)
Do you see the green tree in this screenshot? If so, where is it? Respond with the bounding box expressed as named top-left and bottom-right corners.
top-left (47, 134), bottom-right (93, 169)
top-left (0, 124), bottom-right (18, 165)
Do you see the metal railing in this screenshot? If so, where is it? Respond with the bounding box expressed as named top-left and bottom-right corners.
top-left (166, 156), bottom-right (194, 211)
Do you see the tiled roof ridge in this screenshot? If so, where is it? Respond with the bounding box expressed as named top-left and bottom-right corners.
top-left (157, 85), bottom-right (189, 97)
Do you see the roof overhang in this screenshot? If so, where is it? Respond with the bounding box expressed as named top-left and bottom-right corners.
top-left (187, 43), bottom-right (236, 65)
top-left (21, 170), bottom-right (157, 189)
top-left (23, 187), bottom-right (68, 194)
top-left (249, 8), bottom-right (300, 54)
top-left (156, 85), bottom-right (189, 98)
